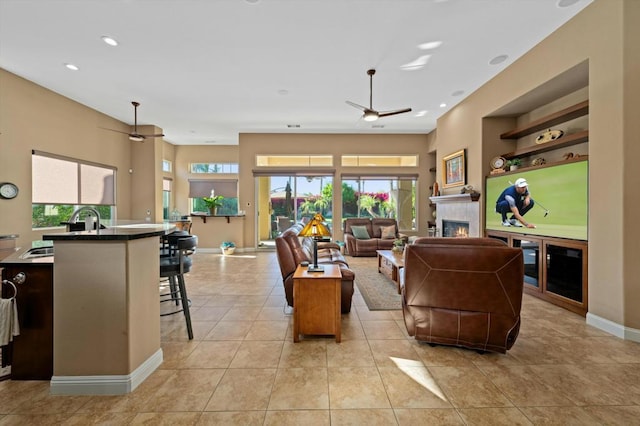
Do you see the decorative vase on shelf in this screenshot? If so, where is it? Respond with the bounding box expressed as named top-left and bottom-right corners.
top-left (209, 207), bottom-right (217, 216)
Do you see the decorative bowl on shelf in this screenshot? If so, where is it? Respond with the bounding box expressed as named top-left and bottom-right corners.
top-left (535, 129), bottom-right (564, 144)
top-left (221, 241), bottom-right (236, 255)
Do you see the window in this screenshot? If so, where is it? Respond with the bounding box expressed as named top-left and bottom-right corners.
top-left (189, 179), bottom-right (238, 215)
top-left (162, 160), bottom-right (172, 172)
top-left (31, 151), bottom-right (116, 228)
top-left (163, 178), bottom-right (172, 220)
top-left (341, 175), bottom-right (416, 231)
top-left (190, 163), bottom-right (239, 173)
top-left (256, 155), bottom-right (333, 167)
top-left (342, 155), bottom-right (418, 167)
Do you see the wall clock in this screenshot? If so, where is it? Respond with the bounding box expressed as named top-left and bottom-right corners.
top-left (0, 182), bottom-right (19, 199)
top-left (490, 156), bottom-right (506, 170)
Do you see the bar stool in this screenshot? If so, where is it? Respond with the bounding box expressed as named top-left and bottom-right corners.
top-left (160, 235), bottom-right (197, 340)
top-left (160, 230), bottom-right (190, 257)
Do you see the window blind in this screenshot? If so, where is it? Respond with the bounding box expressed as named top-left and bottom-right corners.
top-left (32, 150), bottom-right (116, 205)
top-left (188, 179), bottom-right (238, 198)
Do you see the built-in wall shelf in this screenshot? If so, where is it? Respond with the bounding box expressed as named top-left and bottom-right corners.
top-left (191, 214), bottom-right (245, 224)
top-left (501, 130), bottom-right (589, 160)
top-left (489, 155), bottom-right (588, 178)
top-left (500, 100), bottom-right (589, 140)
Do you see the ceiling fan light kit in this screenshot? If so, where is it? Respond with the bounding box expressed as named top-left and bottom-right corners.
top-left (363, 110), bottom-right (378, 122)
top-left (346, 69), bottom-right (412, 122)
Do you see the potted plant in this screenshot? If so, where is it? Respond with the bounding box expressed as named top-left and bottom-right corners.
top-left (506, 158), bottom-right (522, 171)
top-left (392, 238), bottom-right (404, 253)
top-left (203, 192), bottom-right (224, 215)
top-left (220, 241), bottom-right (235, 255)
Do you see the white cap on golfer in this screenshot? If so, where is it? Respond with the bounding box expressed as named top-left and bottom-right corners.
top-left (515, 178), bottom-right (528, 188)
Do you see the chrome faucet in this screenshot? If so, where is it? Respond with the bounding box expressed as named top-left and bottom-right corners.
top-left (69, 207), bottom-right (101, 233)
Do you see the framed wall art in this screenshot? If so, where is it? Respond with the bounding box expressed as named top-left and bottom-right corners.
top-left (442, 149), bottom-right (466, 188)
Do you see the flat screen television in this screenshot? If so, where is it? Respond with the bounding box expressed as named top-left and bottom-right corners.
top-left (485, 159), bottom-right (588, 241)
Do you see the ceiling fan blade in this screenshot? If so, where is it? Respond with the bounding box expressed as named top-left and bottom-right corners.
top-left (99, 127), bottom-right (131, 136)
top-left (378, 108), bottom-right (412, 118)
top-left (138, 133), bottom-right (165, 138)
top-left (345, 100), bottom-right (368, 111)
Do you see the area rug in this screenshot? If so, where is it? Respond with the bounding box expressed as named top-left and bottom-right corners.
top-left (347, 256), bottom-right (402, 311)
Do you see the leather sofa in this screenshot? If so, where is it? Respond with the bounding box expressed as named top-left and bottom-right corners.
top-left (343, 218), bottom-right (405, 257)
top-left (402, 237), bottom-right (524, 353)
top-left (275, 224), bottom-right (355, 313)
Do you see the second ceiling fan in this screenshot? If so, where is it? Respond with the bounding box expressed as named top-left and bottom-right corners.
top-left (346, 69), bottom-right (412, 122)
top-left (101, 101), bottom-right (164, 142)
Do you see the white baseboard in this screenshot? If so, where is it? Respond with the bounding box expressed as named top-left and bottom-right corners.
top-left (586, 313), bottom-right (640, 343)
top-left (50, 349), bottom-right (163, 395)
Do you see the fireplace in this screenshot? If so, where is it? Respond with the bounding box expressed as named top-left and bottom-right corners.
top-left (429, 194), bottom-right (480, 237)
top-left (442, 220), bottom-right (469, 238)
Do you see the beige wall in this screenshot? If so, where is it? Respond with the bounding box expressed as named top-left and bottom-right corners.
top-left (0, 69), bottom-right (156, 246)
top-left (434, 0), bottom-right (639, 329)
top-left (238, 133), bottom-right (431, 248)
top-left (622, 0), bottom-right (640, 327)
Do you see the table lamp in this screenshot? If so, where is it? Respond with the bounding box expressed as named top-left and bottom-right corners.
top-left (297, 213), bottom-right (331, 272)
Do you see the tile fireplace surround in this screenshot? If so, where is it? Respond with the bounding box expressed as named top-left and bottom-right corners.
top-left (430, 194), bottom-right (480, 238)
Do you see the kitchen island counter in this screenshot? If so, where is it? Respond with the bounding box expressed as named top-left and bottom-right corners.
top-left (43, 223), bottom-right (173, 241)
top-left (42, 224), bottom-right (173, 395)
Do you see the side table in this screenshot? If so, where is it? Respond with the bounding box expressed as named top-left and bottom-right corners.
top-left (293, 264), bottom-right (342, 342)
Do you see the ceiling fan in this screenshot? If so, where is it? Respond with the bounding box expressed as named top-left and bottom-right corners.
top-left (346, 69), bottom-right (412, 122)
top-left (101, 101), bottom-right (164, 142)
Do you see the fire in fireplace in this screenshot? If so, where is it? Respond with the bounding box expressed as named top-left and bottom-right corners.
top-left (442, 220), bottom-right (469, 237)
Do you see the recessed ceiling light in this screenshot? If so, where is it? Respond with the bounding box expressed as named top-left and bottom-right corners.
top-left (278, 89), bottom-right (289, 96)
top-left (557, 0), bottom-right (580, 7)
top-left (489, 54), bottom-right (508, 65)
top-left (451, 90), bottom-right (465, 97)
top-left (417, 41), bottom-right (442, 50)
top-left (439, 103), bottom-right (447, 108)
top-left (415, 110), bottom-right (428, 117)
top-left (101, 36), bottom-right (118, 46)
top-left (245, 0), bottom-right (260, 4)
top-left (64, 63), bottom-right (79, 71)
top-left (287, 124), bottom-right (300, 128)
top-left (401, 55), bottom-right (431, 71)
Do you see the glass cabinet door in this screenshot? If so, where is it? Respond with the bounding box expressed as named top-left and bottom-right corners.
top-left (513, 238), bottom-right (540, 288)
top-left (546, 244), bottom-right (584, 303)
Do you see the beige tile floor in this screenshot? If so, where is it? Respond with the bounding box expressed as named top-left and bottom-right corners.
top-left (2, 251), bottom-right (640, 425)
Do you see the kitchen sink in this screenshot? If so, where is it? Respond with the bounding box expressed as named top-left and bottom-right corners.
top-left (20, 246), bottom-right (54, 259)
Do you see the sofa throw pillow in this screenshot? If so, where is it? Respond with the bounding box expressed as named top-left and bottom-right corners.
top-left (380, 225), bottom-right (396, 239)
top-left (351, 225), bottom-right (371, 240)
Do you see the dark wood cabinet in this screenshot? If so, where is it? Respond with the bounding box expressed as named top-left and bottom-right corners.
top-left (1, 262), bottom-right (53, 380)
top-left (486, 230), bottom-right (587, 316)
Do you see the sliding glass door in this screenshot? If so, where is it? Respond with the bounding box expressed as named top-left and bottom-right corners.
top-left (256, 175), bottom-right (333, 247)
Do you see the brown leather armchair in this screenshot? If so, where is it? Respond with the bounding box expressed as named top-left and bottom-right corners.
top-left (275, 225), bottom-right (355, 313)
top-left (402, 238), bottom-right (524, 353)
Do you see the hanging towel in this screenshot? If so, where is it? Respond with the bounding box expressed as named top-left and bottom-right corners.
top-left (0, 298), bottom-right (20, 346)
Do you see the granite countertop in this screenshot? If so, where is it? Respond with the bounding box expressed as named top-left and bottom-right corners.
top-left (1, 248), bottom-right (54, 264)
top-left (43, 223), bottom-right (175, 241)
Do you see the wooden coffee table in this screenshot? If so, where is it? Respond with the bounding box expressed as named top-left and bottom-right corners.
top-left (377, 250), bottom-right (404, 294)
